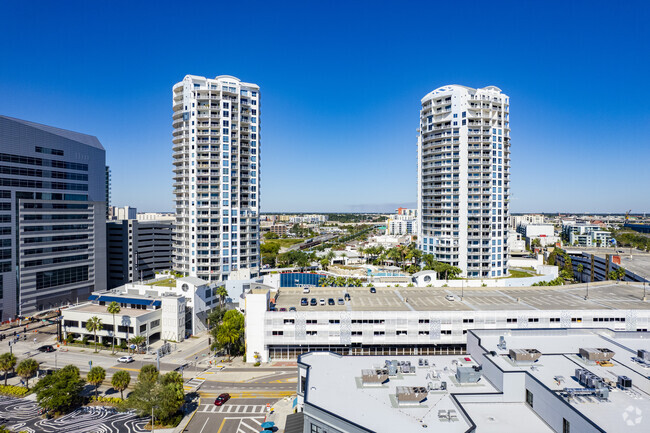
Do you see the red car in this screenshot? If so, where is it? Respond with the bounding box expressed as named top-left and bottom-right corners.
top-left (214, 393), bottom-right (230, 406)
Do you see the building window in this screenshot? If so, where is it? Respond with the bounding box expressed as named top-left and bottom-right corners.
top-left (150, 319), bottom-right (160, 328)
top-left (526, 389), bottom-right (533, 408)
top-left (563, 419), bottom-right (570, 433)
top-left (284, 319), bottom-right (295, 324)
top-left (272, 331), bottom-right (283, 336)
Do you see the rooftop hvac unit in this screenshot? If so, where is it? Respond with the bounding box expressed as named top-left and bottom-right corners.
top-left (395, 386), bottom-right (428, 404)
top-left (509, 348), bottom-right (542, 362)
top-left (456, 366), bottom-right (482, 384)
top-left (638, 349), bottom-right (650, 362)
top-left (498, 336), bottom-right (507, 350)
top-left (361, 369), bottom-right (389, 385)
top-left (579, 348), bottom-right (615, 361)
top-left (618, 375), bottom-right (632, 389)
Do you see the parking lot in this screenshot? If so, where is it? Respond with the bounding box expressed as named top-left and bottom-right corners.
top-left (185, 397), bottom-right (275, 433)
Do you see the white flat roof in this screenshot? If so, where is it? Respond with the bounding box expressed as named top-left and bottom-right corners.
top-left (472, 329), bottom-right (650, 432)
top-left (300, 352), bottom-right (538, 433)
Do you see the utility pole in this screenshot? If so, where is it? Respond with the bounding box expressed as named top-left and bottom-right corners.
top-left (151, 406), bottom-right (154, 433)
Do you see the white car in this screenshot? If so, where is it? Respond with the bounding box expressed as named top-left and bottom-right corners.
top-left (445, 295), bottom-right (455, 301)
top-left (117, 355), bottom-right (134, 363)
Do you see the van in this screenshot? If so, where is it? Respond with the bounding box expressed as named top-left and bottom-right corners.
top-left (303, 287), bottom-right (310, 294)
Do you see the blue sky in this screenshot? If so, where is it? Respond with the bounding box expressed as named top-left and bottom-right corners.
top-left (1, 1), bottom-right (648, 213)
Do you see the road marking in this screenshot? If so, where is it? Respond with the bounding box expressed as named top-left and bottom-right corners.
top-left (199, 417), bottom-right (210, 433)
top-left (216, 418), bottom-right (227, 433)
top-left (109, 366), bottom-right (140, 372)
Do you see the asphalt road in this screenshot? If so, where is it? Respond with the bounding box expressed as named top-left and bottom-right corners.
top-left (184, 398), bottom-right (277, 433)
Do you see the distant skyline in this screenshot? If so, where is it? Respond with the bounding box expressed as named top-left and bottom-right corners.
top-left (1, 1), bottom-right (649, 213)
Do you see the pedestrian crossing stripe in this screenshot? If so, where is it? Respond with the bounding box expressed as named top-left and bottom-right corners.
top-left (198, 404), bottom-right (267, 413)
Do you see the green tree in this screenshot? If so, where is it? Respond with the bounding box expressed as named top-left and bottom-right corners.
top-left (207, 307), bottom-right (225, 329)
top-left (16, 359), bottom-right (39, 389)
top-left (129, 335), bottom-right (145, 354)
top-left (111, 370), bottom-right (131, 399)
top-left (0, 353), bottom-right (17, 386)
top-left (216, 286), bottom-right (229, 308)
top-left (107, 301), bottom-right (121, 354)
top-left (34, 364), bottom-right (85, 414)
top-left (576, 264), bottom-right (584, 283)
top-left (85, 316), bottom-right (103, 353)
top-left (87, 366), bottom-right (106, 398)
top-left (263, 232), bottom-right (279, 239)
top-left (126, 367), bottom-right (185, 425)
top-left (139, 364), bottom-right (160, 384)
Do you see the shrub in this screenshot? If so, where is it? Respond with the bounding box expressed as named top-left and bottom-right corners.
top-left (254, 362), bottom-right (261, 367)
top-left (91, 395), bottom-right (123, 404)
top-left (0, 385), bottom-right (30, 397)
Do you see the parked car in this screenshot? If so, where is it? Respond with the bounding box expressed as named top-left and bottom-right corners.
top-left (289, 306), bottom-right (297, 311)
top-left (303, 287), bottom-right (310, 294)
top-left (37, 345), bottom-right (55, 353)
top-left (328, 298), bottom-right (335, 306)
top-left (445, 295), bottom-right (455, 301)
top-left (319, 298), bottom-right (325, 306)
top-left (370, 287), bottom-right (376, 294)
top-left (301, 298), bottom-right (308, 306)
top-left (344, 293), bottom-right (351, 301)
top-left (310, 298), bottom-right (317, 306)
top-left (279, 307), bottom-right (287, 312)
top-left (337, 298), bottom-right (344, 305)
top-left (117, 355), bottom-right (134, 363)
top-left (214, 393), bottom-right (230, 406)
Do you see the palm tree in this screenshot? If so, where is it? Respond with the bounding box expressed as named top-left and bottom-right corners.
top-left (0, 353), bottom-right (17, 386)
top-left (85, 316), bottom-right (103, 353)
top-left (111, 370), bottom-right (131, 399)
top-left (87, 366), bottom-right (106, 398)
top-left (129, 335), bottom-right (145, 354)
top-left (576, 264), bottom-right (584, 283)
top-left (217, 324), bottom-right (241, 360)
top-left (107, 301), bottom-right (121, 354)
top-left (16, 359), bottom-right (39, 389)
top-left (216, 286), bottom-right (229, 308)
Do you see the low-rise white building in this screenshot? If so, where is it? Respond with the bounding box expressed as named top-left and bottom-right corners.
top-left (61, 275), bottom-right (229, 345)
top-left (563, 223), bottom-right (612, 247)
top-left (62, 292), bottom-right (186, 345)
top-left (517, 223), bottom-right (560, 247)
top-left (297, 328), bottom-right (650, 433)
top-left (244, 282), bottom-right (650, 363)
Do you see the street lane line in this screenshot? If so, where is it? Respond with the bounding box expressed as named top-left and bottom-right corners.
top-left (216, 418), bottom-right (227, 433)
top-left (199, 417), bottom-right (210, 433)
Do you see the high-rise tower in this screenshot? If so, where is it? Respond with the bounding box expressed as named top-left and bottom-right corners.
top-left (0, 115), bottom-right (107, 319)
top-left (172, 75), bottom-right (260, 282)
top-left (417, 85), bottom-right (510, 278)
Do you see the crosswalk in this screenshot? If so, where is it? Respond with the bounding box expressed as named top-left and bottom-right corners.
top-left (237, 417), bottom-right (264, 433)
top-left (198, 404), bottom-right (267, 414)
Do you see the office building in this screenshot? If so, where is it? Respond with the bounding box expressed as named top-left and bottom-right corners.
top-left (172, 75), bottom-right (261, 282)
top-left (245, 282), bottom-right (650, 362)
top-left (0, 115), bottom-right (106, 319)
top-left (296, 328), bottom-right (650, 433)
top-left (418, 85), bottom-right (510, 278)
top-left (516, 223), bottom-right (560, 247)
top-left (106, 219), bottom-right (173, 288)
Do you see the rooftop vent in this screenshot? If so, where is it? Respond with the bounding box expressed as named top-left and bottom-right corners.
top-left (638, 349), bottom-right (650, 363)
top-left (509, 348), bottom-right (542, 362)
top-left (361, 369), bottom-right (389, 385)
top-left (396, 386), bottom-right (428, 404)
top-left (579, 348), bottom-right (614, 362)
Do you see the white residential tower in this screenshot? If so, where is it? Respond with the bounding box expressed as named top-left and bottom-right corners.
top-left (172, 75), bottom-right (260, 282)
top-left (417, 85), bottom-right (510, 278)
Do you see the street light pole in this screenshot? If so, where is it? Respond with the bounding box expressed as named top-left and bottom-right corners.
top-left (151, 406), bottom-right (154, 433)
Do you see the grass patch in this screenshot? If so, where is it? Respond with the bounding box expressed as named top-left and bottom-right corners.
top-left (147, 278), bottom-right (177, 287)
top-left (507, 269), bottom-right (535, 278)
top-left (262, 239), bottom-right (305, 249)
